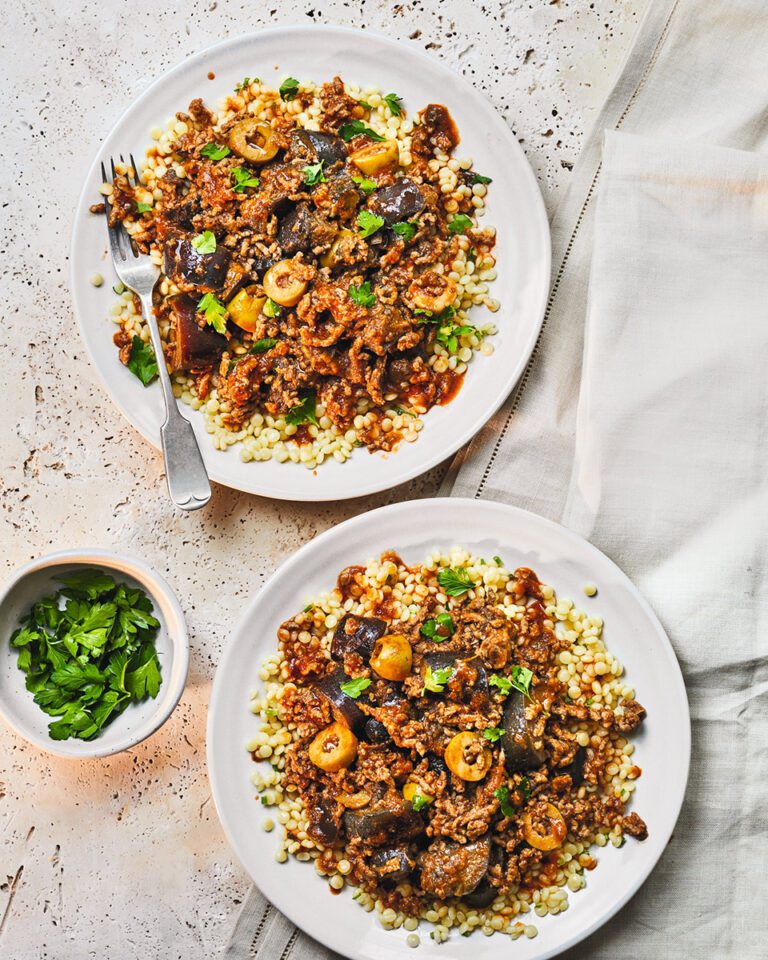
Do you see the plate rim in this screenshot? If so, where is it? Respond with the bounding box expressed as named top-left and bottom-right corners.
top-left (69, 24), bottom-right (551, 501)
top-left (207, 496), bottom-right (692, 960)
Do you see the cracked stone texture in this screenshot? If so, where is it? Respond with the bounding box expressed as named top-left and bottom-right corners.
top-left (0, 1), bottom-right (641, 956)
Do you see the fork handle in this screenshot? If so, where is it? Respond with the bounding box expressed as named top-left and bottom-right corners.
top-left (138, 292), bottom-right (212, 511)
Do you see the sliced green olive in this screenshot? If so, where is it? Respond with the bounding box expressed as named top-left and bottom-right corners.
top-left (227, 118), bottom-right (279, 164)
top-left (444, 731), bottom-right (492, 782)
top-left (370, 633), bottom-right (412, 682)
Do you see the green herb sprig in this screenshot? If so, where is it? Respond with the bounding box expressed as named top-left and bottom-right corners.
top-left (422, 664), bottom-right (454, 694)
top-left (420, 612), bottom-right (455, 641)
top-left (339, 120), bottom-right (385, 142)
top-left (339, 676), bottom-right (371, 699)
top-left (436, 567), bottom-right (474, 597)
top-left (126, 337), bottom-right (158, 386)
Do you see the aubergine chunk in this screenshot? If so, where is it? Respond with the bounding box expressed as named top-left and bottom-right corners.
top-left (501, 689), bottom-right (547, 773)
top-left (423, 650), bottom-right (489, 711)
top-left (277, 203), bottom-right (338, 255)
top-left (305, 795), bottom-right (342, 846)
top-left (168, 295), bottom-right (227, 373)
top-left (163, 237), bottom-right (231, 293)
top-left (291, 128), bottom-right (348, 166)
top-left (363, 717), bottom-right (391, 744)
top-left (331, 614), bottom-right (387, 661)
top-left (371, 846), bottom-right (416, 884)
top-left (464, 877), bottom-right (497, 908)
top-left (320, 171), bottom-right (361, 220)
top-left (417, 835), bottom-right (491, 899)
top-left (369, 178), bottom-right (426, 227)
top-left (314, 666), bottom-right (367, 735)
top-left (343, 799), bottom-right (423, 846)
top-left (561, 744), bottom-right (587, 787)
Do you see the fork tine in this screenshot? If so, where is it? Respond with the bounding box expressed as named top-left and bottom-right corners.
top-left (130, 153), bottom-right (141, 187)
top-left (103, 155), bottom-right (129, 263)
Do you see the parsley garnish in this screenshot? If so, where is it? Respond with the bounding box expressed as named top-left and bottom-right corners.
top-left (303, 161), bottom-right (327, 186)
top-left (383, 92), bottom-right (403, 116)
top-left (339, 676), bottom-right (372, 699)
top-left (231, 167), bottom-right (260, 192)
top-left (352, 176), bottom-right (377, 195)
top-left (338, 120), bottom-right (385, 142)
top-left (422, 664), bottom-right (454, 694)
top-left (420, 612), bottom-right (455, 641)
top-left (250, 338), bottom-right (278, 354)
top-left (391, 220), bottom-right (420, 242)
top-left (10, 571), bottom-right (162, 741)
top-left (517, 775), bottom-right (531, 801)
top-left (126, 336), bottom-right (158, 386)
top-left (200, 142), bottom-right (231, 161)
top-left (348, 281), bottom-right (376, 307)
top-left (469, 172), bottom-right (493, 185)
top-left (263, 298), bottom-right (282, 318)
top-left (191, 230), bottom-right (217, 254)
top-left (235, 76), bottom-right (258, 92)
top-left (493, 556), bottom-right (503, 566)
top-left (279, 77), bottom-right (300, 101)
top-left (419, 308), bottom-right (474, 354)
top-left (494, 786), bottom-right (516, 818)
top-left (197, 293), bottom-right (227, 334)
top-left (448, 214), bottom-right (473, 234)
top-left (286, 391), bottom-right (318, 426)
top-left (357, 210), bottom-right (385, 238)
top-left (436, 567), bottom-right (474, 596)
top-left (483, 727), bottom-right (505, 743)
top-left (489, 666), bottom-right (534, 700)
top-left (412, 792), bottom-right (432, 812)
top-left (136, 201), bottom-right (152, 214)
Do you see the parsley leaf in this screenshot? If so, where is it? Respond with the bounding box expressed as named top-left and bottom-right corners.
top-left (391, 220), bottom-right (420, 242)
top-left (352, 176), bottom-right (377, 195)
top-left (383, 92), bottom-right (403, 116)
top-left (494, 786), bottom-right (517, 818)
top-left (286, 391), bottom-right (318, 426)
top-left (339, 676), bottom-right (372, 699)
top-left (231, 167), bottom-right (260, 192)
top-left (235, 76), bottom-right (258, 92)
top-left (469, 172), bottom-right (493, 185)
top-left (348, 281), bottom-right (376, 307)
top-left (422, 664), bottom-right (454, 694)
top-left (483, 726), bottom-right (505, 743)
top-left (357, 210), bottom-right (385, 238)
top-left (197, 293), bottom-right (228, 334)
top-left (517, 775), bottom-right (531, 802)
top-left (263, 298), bottom-right (282, 318)
top-left (126, 336), bottom-right (159, 386)
top-left (136, 201), bottom-right (152, 214)
top-left (436, 567), bottom-right (474, 597)
top-left (303, 161), bottom-right (327, 185)
top-left (200, 142), bottom-right (231, 161)
top-left (250, 338), bottom-right (278, 354)
top-left (489, 666), bottom-right (534, 700)
top-left (412, 792), bottom-right (432, 812)
top-left (448, 214), bottom-right (474, 234)
top-left (420, 612), bottom-right (455, 641)
top-left (493, 556), bottom-right (503, 566)
top-left (191, 230), bottom-right (217, 254)
top-left (279, 77), bottom-right (300, 101)
top-left (339, 120), bottom-right (385, 142)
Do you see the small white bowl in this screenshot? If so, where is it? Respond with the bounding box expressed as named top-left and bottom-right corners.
top-left (0, 549), bottom-right (188, 758)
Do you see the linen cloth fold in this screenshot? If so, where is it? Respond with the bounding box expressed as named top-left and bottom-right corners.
top-left (225, 0), bottom-right (768, 956)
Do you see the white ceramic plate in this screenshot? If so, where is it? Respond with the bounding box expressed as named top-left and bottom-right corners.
top-left (70, 26), bottom-right (550, 501)
top-left (207, 498), bottom-right (690, 960)
top-left (0, 550), bottom-right (188, 758)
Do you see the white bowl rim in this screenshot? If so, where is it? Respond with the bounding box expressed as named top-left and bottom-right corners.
top-left (0, 548), bottom-right (189, 759)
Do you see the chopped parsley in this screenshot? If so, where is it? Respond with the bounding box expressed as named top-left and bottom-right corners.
top-left (489, 666), bottom-right (534, 700)
top-left (303, 161), bottom-right (327, 186)
top-left (231, 167), bottom-right (260, 192)
top-left (352, 176), bottom-right (377, 195)
top-left (200, 142), bottom-right (231, 161)
top-left (339, 676), bottom-right (371, 699)
top-left (263, 298), bottom-right (282, 318)
top-left (136, 201), bottom-right (152, 214)
top-left (348, 281), bottom-right (376, 307)
top-left (286, 391), bottom-right (318, 426)
top-left (418, 307), bottom-right (475, 355)
top-left (422, 664), bottom-right (454, 694)
top-left (517, 775), bottom-right (532, 802)
top-left (126, 336), bottom-right (158, 386)
top-left (338, 120), bottom-right (385, 142)
top-left (235, 76), bottom-right (258, 92)
top-left (250, 338), bottom-right (278, 354)
top-left (357, 209), bottom-right (385, 238)
top-left (420, 612), bottom-right (455, 641)
top-left (469, 172), bottom-right (493, 185)
top-left (197, 293), bottom-right (228, 334)
top-left (383, 92), bottom-right (403, 116)
top-left (391, 220), bottom-right (420, 242)
top-left (436, 567), bottom-right (474, 597)
top-left (494, 786), bottom-right (517, 818)
top-left (483, 727), bottom-right (506, 743)
top-left (412, 792), bottom-right (432, 812)
top-left (493, 556), bottom-right (503, 566)
top-left (448, 213), bottom-right (474, 234)
top-left (10, 570), bottom-right (162, 741)
top-left (191, 230), bottom-right (217, 254)
top-left (279, 77), bottom-right (300, 101)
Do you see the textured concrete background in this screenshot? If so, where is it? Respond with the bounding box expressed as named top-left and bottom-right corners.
top-left (0, 1), bottom-right (640, 956)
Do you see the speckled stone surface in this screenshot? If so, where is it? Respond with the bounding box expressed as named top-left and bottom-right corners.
top-left (0, 1), bottom-right (640, 956)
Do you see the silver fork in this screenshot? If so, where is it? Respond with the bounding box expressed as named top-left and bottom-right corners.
top-left (101, 154), bottom-right (211, 511)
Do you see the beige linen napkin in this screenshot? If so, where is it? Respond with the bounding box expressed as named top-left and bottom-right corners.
top-left (226, 0), bottom-right (768, 955)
